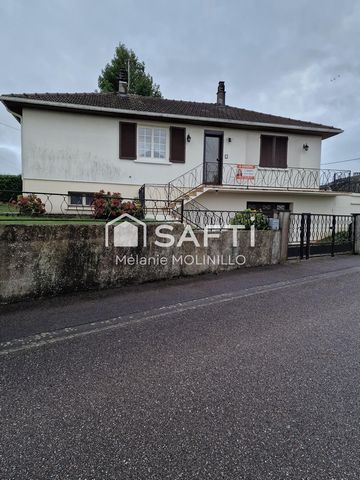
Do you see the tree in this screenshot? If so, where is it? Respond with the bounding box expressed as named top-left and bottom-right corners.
top-left (98, 43), bottom-right (162, 97)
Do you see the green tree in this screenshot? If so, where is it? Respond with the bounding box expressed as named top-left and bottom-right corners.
top-left (98, 43), bottom-right (162, 97)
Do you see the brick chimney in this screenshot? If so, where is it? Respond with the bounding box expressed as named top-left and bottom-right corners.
top-left (118, 68), bottom-right (128, 95)
top-left (216, 81), bottom-right (226, 105)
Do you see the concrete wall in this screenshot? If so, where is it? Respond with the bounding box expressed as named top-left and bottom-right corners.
top-left (197, 190), bottom-right (360, 215)
top-left (22, 108), bottom-right (322, 193)
top-left (355, 214), bottom-right (360, 254)
top-left (0, 224), bottom-right (281, 304)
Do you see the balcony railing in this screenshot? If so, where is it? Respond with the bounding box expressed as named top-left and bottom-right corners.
top-left (140, 164), bottom-right (355, 204)
top-left (204, 163), bottom-right (353, 192)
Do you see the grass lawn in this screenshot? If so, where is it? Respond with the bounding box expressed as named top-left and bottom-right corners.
top-left (0, 216), bottom-right (171, 225)
top-left (0, 202), bottom-right (175, 225)
top-left (0, 217), bottom-right (107, 225)
top-left (0, 203), bottom-right (16, 214)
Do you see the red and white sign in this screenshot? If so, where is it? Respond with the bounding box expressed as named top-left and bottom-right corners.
top-left (236, 164), bottom-right (256, 181)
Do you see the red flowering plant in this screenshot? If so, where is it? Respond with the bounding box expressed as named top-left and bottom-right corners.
top-left (16, 194), bottom-right (46, 216)
top-left (92, 190), bottom-right (122, 219)
top-left (121, 200), bottom-right (144, 219)
top-left (92, 190), bottom-right (144, 219)
top-left (109, 192), bottom-right (123, 218)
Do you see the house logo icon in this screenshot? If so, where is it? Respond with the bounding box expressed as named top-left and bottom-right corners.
top-left (105, 213), bottom-right (147, 247)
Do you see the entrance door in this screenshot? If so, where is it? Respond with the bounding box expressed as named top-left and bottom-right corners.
top-left (203, 131), bottom-right (223, 185)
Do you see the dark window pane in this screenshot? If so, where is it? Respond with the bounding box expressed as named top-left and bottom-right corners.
top-left (85, 194), bottom-right (94, 206)
top-left (69, 192), bottom-right (82, 205)
top-left (247, 201), bottom-right (291, 217)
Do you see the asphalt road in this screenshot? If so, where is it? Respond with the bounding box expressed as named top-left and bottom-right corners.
top-left (1, 256), bottom-right (360, 479)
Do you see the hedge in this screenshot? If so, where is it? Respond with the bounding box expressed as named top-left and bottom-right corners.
top-left (0, 175), bottom-right (22, 202)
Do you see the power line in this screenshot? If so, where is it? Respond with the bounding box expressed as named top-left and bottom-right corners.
top-left (0, 121), bottom-right (20, 131)
top-left (322, 157), bottom-right (360, 166)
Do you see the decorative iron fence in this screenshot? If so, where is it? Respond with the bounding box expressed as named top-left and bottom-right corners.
top-left (183, 209), bottom-right (237, 229)
top-left (288, 213), bottom-right (355, 258)
top-left (0, 191), bottom-right (185, 223)
top-left (182, 208), bottom-right (276, 230)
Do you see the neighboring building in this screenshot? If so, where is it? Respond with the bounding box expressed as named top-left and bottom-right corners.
top-left (1, 80), bottom-right (360, 218)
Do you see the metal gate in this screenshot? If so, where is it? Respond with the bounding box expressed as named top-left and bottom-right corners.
top-left (288, 213), bottom-right (355, 259)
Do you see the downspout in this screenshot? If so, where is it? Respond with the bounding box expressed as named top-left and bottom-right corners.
top-left (3, 104), bottom-right (22, 123)
top-left (3, 105), bottom-right (23, 184)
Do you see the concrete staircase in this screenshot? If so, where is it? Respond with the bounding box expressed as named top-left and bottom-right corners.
top-left (141, 164), bottom-right (214, 226)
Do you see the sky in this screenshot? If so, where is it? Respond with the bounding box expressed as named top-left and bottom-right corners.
top-left (0, 0), bottom-right (360, 174)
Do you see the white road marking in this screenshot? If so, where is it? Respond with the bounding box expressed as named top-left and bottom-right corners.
top-left (1, 266), bottom-right (359, 356)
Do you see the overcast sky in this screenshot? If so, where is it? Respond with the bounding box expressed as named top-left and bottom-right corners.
top-left (1, 0), bottom-right (360, 174)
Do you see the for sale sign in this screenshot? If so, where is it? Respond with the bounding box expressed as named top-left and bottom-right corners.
top-left (236, 164), bottom-right (256, 181)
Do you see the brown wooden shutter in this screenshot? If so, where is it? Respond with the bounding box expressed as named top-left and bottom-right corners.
top-left (119, 122), bottom-right (137, 159)
top-left (169, 127), bottom-right (186, 163)
top-left (274, 136), bottom-right (288, 168)
top-left (260, 135), bottom-right (273, 167)
top-left (260, 135), bottom-right (288, 168)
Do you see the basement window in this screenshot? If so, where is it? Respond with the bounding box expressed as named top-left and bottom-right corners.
top-left (247, 201), bottom-right (291, 217)
top-left (68, 192), bottom-right (94, 207)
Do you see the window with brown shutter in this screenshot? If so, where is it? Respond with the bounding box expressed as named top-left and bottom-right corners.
top-left (169, 127), bottom-right (186, 163)
top-left (260, 135), bottom-right (288, 168)
top-left (119, 122), bottom-right (137, 159)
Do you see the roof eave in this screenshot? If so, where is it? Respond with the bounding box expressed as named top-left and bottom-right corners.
top-left (0, 96), bottom-right (343, 139)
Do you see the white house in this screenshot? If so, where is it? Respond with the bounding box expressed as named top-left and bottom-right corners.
top-left (1, 80), bottom-right (360, 220)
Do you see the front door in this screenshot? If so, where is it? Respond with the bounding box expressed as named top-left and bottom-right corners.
top-left (203, 131), bottom-right (223, 185)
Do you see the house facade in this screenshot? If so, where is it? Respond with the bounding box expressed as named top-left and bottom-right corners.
top-left (1, 81), bottom-right (360, 218)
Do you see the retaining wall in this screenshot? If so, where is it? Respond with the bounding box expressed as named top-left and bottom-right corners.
top-left (0, 224), bottom-right (282, 303)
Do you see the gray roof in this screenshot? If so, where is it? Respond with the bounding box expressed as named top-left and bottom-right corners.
top-left (0, 92), bottom-right (342, 138)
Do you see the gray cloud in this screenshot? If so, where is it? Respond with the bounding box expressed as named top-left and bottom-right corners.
top-left (1, 0), bottom-right (360, 174)
top-left (0, 145), bottom-right (21, 174)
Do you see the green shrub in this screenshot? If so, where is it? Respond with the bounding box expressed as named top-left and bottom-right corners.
top-left (319, 230), bottom-right (352, 244)
top-left (0, 175), bottom-right (22, 202)
top-left (230, 209), bottom-right (270, 230)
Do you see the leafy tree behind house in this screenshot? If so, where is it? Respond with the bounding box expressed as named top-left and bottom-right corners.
top-left (98, 43), bottom-right (162, 97)
top-left (0, 175), bottom-right (22, 202)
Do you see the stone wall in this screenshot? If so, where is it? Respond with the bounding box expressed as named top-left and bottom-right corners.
top-left (0, 224), bottom-right (282, 303)
top-left (354, 214), bottom-right (360, 255)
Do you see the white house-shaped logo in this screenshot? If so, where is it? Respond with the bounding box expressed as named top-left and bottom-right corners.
top-left (105, 213), bottom-right (147, 247)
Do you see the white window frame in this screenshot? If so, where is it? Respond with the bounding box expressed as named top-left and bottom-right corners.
top-left (136, 125), bottom-right (169, 164)
top-left (68, 192), bottom-right (94, 207)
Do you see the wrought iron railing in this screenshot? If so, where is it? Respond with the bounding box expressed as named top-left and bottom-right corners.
top-left (183, 209), bottom-right (238, 229)
top-left (219, 163), bottom-right (352, 191)
top-left (0, 191), bottom-right (185, 223)
top-left (168, 163), bottom-right (204, 200)
top-left (139, 181), bottom-right (222, 226)
top-left (184, 209), bottom-right (274, 228)
top-left (140, 164), bottom-right (354, 207)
